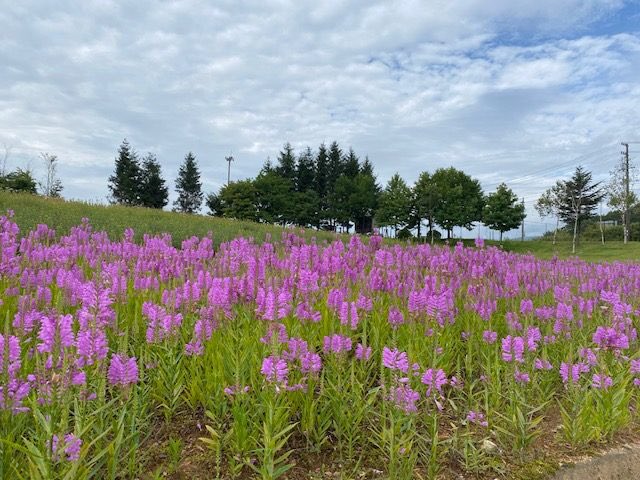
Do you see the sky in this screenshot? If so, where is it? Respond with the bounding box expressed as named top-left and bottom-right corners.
top-left (2, 0), bottom-right (640, 238)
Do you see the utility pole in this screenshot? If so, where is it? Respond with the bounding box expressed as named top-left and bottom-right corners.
top-left (599, 202), bottom-right (605, 245)
top-left (622, 142), bottom-right (630, 244)
top-left (521, 197), bottom-right (525, 241)
top-left (225, 154), bottom-right (234, 186)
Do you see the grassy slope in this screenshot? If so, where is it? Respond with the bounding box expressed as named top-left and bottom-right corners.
top-left (0, 191), bottom-right (341, 246)
top-left (3, 191), bottom-right (640, 262)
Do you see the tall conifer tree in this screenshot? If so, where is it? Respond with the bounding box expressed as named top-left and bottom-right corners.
top-left (295, 147), bottom-right (316, 192)
top-left (174, 152), bottom-right (203, 214)
top-left (139, 153), bottom-right (169, 209)
top-left (108, 139), bottom-right (141, 205)
top-left (276, 143), bottom-right (296, 181)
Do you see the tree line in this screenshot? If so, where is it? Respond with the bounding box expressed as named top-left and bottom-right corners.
top-left (207, 142), bottom-right (379, 233)
top-left (206, 142), bottom-right (527, 240)
top-left (107, 140), bottom-right (203, 213)
top-left (4, 139), bottom-right (636, 246)
top-left (2, 139), bottom-right (530, 241)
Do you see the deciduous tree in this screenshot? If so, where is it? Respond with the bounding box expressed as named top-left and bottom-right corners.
top-left (218, 180), bottom-right (259, 221)
top-left (535, 181), bottom-right (564, 245)
top-left (482, 183), bottom-right (525, 241)
top-left (431, 167), bottom-right (484, 239)
top-left (376, 173), bottom-right (412, 236)
top-left (412, 172), bottom-right (441, 243)
top-left (39, 152), bottom-right (63, 198)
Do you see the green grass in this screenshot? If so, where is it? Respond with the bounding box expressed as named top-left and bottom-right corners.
top-left (498, 239), bottom-right (640, 262)
top-left (0, 191), bottom-right (341, 246)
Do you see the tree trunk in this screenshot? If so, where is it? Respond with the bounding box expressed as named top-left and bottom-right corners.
top-left (553, 216), bottom-right (558, 245)
top-left (417, 220), bottom-right (421, 241)
top-left (499, 231), bottom-right (503, 242)
top-left (572, 215), bottom-right (578, 254)
top-left (429, 217), bottom-right (435, 245)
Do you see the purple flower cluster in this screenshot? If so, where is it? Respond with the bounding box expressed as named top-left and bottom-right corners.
top-left (107, 354), bottom-right (139, 388)
top-left (387, 382), bottom-right (420, 413)
top-left (51, 433), bottom-right (82, 462)
top-left (323, 334), bottom-right (352, 355)
top-left (382, 347), bottom-right (409, 373)
top-left (466, 410), bottom-right (488, 427)
top-left (260, 356), bottom-right (289, 383)
top-left (501, 335), bottom-right (525, 363)
top-left (593, 326), bottom-right (629, 351)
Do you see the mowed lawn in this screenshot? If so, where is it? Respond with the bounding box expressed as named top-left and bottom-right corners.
top-left (499, 239), bottom-right (640, 262)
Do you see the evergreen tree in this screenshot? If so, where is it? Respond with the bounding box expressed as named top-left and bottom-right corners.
top-left (139, 153), bottom-right (168, 209)
top-left (431, 167), bottom-right (484, 238)
top-left (293, 190), bottom-right (320, 227)
top-left (314, 144), bottom-right (329, 196)
top-left (328, 175), bottom-right (353, 230)
top-left (350, 172), bottom-right (380, 234)
top-left (325, 142), bottom-right (344, 229)
top-left (276, 143), bottom-right (296, 181)
top-left (376, 173), bottom-right (412, 235)
top-left (326, 160), bottom-right (380, 233)
top-left (295, 147), bottom-right (316, 192)
top-left (108, 139), bottom-right (141, 205)
top-left (360, 157), bottom-right (374, 177)
top-left (557, 166), bottom-right (604, 252)
top-left (343, 147), bottom-right (360, 178)
top-left (482, 183), bottom-right (526, 241)
top-left (327, 141), bottom-right (343, 191)
top-left (260, 157), bottom-right (274, 175)
top-left (173, 152), bottom-right (203, 214)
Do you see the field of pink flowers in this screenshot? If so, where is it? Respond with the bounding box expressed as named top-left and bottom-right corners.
top-left (2, 211), bottom-right (640, 479)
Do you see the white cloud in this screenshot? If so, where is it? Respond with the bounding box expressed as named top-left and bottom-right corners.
top-left (0, 0), bottom-right (639, 239)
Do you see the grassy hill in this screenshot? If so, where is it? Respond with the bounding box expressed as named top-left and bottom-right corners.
top-left (0, 191), bottom-right (341, 246)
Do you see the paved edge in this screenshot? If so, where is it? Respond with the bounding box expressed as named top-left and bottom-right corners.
top-left (551, 444), bottom-right (640, 480)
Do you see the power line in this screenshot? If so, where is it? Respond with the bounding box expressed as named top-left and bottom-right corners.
top-left (622, 142), bottom-right (630, 244)
top-left (480, 145), bottom-right (612, 190)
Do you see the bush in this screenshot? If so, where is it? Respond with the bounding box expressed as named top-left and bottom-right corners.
top-left (396, 227), bottom-right (414, 240)
top-left (539, 222), bottom-right (640, 243)
top-left (0, 168), bottom-right (38, 194)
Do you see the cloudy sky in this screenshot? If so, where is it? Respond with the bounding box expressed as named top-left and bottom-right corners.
top-left (2, 0), bottom-right (640, 236)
